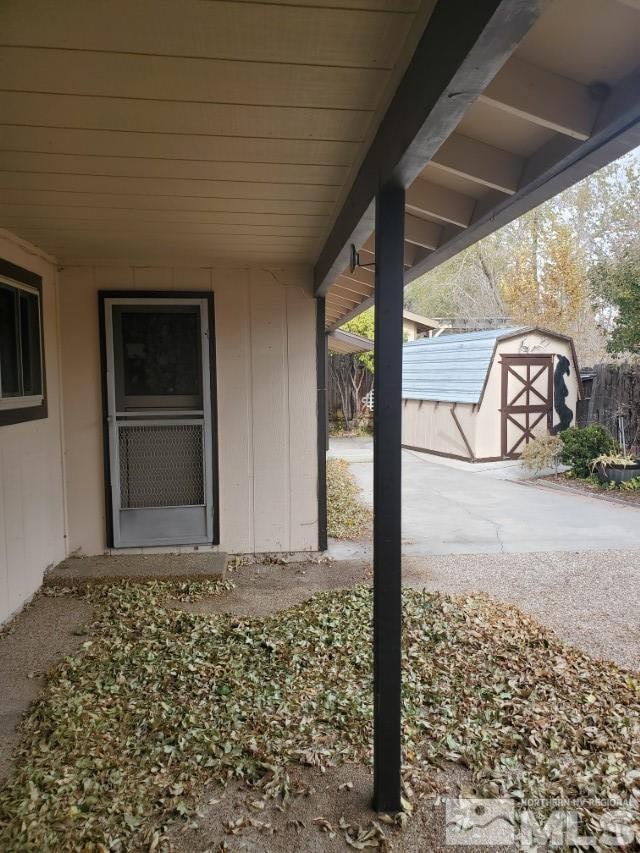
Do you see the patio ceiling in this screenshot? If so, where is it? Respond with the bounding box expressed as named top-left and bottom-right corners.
top-left (317, 0), bottom-right (640, 329)
top-left (1, 0), bottom-right (638, 308)
top-left (0, 0), bottom-right (435, 266)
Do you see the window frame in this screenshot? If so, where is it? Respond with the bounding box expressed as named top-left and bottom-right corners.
top-left (0, 259), bottom-right (47, 427)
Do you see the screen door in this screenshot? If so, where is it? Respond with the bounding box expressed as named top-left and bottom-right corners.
top-left (104, 297), bottom-right (215, 547)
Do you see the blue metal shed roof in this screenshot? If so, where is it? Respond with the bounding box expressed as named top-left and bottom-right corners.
top-left (402, 327), bottom-right (524, 404)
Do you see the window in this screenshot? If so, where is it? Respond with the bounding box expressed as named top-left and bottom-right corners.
top-left (0, 261), bottom-right (46, 426)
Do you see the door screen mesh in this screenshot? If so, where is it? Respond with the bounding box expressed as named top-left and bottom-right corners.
top-left (118, 423), bottom-right (204, 508)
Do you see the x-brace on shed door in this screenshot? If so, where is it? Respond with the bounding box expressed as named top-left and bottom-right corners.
top-left (500, 354), bottom-right (553, 459)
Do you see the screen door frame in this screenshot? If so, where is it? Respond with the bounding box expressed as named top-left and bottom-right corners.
top-left (99, 290), bottom-right (219, 548)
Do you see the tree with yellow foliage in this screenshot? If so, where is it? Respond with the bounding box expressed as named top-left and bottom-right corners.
top-left (501, 215), bottom-right (588, 334)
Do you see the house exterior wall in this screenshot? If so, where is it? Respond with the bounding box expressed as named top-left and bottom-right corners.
top-left (403, 319), bottom-right (418, 341)
top-left (59, 264), bottom-right (318, 556)
top-left (402, 398), bottom-right (476, 460)
top-left (0, 231), bottom-right (67, 623)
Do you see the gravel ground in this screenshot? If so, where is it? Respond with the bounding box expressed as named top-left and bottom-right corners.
top-left (403, 550), bottom-right (640, 672)
top-left (168, 763), bottom-right (498, 853)
top-left (175, 552), bottom-right (639, 670)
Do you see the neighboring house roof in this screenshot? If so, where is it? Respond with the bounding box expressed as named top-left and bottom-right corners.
top-left (328, 329), bottom-right (374, 355)
top-left (402, 327), bottom-right (526, 404)
top-left (402, 310), bottom-right (443, 331)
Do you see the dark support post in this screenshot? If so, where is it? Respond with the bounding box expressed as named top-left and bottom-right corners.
top-left (316, 297), bottom-right (328, 552)
top-left (325, 334), bottom-right (330, 452)
top-left (372, 182), bottom-right (404, 813)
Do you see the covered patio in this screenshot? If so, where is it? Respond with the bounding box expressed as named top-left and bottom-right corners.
top-left (1, 0), bottom-right (640, 826)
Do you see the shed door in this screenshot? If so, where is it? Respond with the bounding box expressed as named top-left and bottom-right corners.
top-left (104, 297), bottom-right (215, 547)
top-left (500, 355), bottom-right (553, 458)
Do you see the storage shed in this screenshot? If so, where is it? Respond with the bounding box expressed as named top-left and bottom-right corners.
top-left (402, 327), bottom-right (582, 461)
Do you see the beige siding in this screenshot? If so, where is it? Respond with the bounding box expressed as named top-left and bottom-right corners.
top-left (403, 320), bottom-right (418, 341)
top-left (0, 230), bottom-right (67, 623)
top-left (476, 333), bottom-right (580, 459)
top-left (402, 331), bottom-right (581, 461)
top-left (402, 399), bottom-right (476, 459)
top-left (59, 263), bottom-right (318, 555)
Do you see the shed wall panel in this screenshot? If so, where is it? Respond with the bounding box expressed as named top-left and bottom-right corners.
top-left (402, 399), bottom-right (476, 459)
top-left (402, 330), bottom-right (581, 461)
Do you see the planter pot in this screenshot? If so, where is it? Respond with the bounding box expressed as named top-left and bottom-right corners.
top-left (597, 461), bottom-right (640, 484)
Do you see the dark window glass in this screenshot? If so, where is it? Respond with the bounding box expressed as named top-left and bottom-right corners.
top-left (0, 282), bottom-right (43, 402)
top-left (19, 292), bottom-right (42, 396)
top-left (120, 310), bottom-right (201, 398)
top-left (0, 285), bottom-right (20, 396)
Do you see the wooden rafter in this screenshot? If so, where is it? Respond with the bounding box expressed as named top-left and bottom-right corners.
top-left (430, 132), bottom-right (523, 195)
top-left (405, 177), bottom-right (476, 227)
top-left (404, 214), bottom-right (442, 249)
top-left (314, 0), bottom-right (544, 296)
top-left (334, 275), bottom-right (374, 298)
top-left (407, 68), bottom-right (640, 288)
top-left (327, 290), bottom-right (360, 309)
top-left (480, 57), bottom-right (600, 141)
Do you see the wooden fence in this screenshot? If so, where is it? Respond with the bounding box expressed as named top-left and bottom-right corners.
top-left (577, 363), bottom-right (640, 451)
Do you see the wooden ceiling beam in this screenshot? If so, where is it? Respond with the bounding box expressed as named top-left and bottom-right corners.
top-left (314, 0), bottom-right (544, 295)
top-left (341, 266), bottom-right (374, 286)
top-left (480, 57), bottom-right (600, 141)
top-left (406, 67), bottom-right (640, 287)
top-left (404, 214), bottom-right (442, 250)
top-left (356, 246), bottom-right (376, 265)
top-left (326, 310), bottom-right (345, 325)
top-left (430, 132), bottom-right (523, 195)
top-left (332, 283), bottom-right (370, 304)
top-left (327, 290), bottom-right (361, 309)
top-left (403, 241), bottom-right (417, 268)
top-left (335, 275), bottom-right (374, 298)
top-left (405, 177), bottom-right (475, 227)
top-left (360, 234), bottom-right (424, 266)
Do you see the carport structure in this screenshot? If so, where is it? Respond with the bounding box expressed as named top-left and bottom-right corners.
top-left (1, 0), bottom-right (640, 816)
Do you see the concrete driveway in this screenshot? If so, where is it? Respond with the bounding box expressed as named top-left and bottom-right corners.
top-left (329, 437), bottom-right (640, 556)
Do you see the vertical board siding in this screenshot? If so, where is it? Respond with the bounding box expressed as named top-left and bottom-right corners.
top-left (213, 268), bottom-right (254, 553)
top-left (249, 269), bottom-right (290, 551)
top-left (0, 233), bottom-right (66, 623)
top-left (402, 399), bottom-right (476, 458)
top-left (0, 455), bottom-right (8, 614)
top-left (59, 262), bottom-right (317, 556)
top-left (286, 280), bottom-right (319, 550)
top-left (60, 266), bottom-right (114, 555)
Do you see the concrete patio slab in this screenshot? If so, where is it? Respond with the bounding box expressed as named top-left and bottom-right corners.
top-left (0, 593), bottom-right (92, 783)
top-left (45, 552), bottom-right (228, 587)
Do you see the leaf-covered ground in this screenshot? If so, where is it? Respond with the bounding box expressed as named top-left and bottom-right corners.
top-left (327, 457), bottom-right (371, 539)
top-left (0, 580), bottom-right (638, 851)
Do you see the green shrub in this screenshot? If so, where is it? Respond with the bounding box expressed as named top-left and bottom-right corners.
top-left (559, 425), bottom-right (618, 478)
top-left (620, 476), bottom-right (640, 491)
top-left (520, 434), bottom-right (563, 473)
